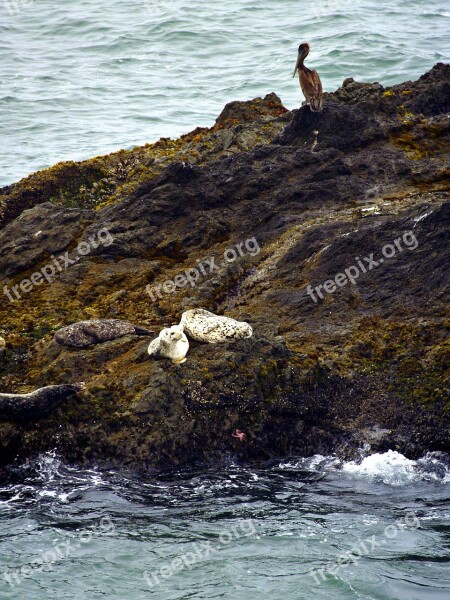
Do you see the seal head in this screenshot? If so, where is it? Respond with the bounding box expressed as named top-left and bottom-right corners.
top-left (148, 325), bottom-right (189, 364)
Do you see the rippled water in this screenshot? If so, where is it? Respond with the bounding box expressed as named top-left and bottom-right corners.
top-left (1, 451), bottom-right (449, 599)
top-left (1, 0), bottom-right (449, 185)
top-left (1, 4), bottom-right (450, 597)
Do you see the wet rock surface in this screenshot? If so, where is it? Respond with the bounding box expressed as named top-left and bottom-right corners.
top-left (0, 64), bottom-right (448, 470)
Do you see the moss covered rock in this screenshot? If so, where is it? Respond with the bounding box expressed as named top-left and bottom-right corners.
top-left (0, 65), bottom-right (449, 470)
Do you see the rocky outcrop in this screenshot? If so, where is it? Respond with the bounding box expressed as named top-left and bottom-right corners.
top-left (0, 64), bottom-right (448, 470)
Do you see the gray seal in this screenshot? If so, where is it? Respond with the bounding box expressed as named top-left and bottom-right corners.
top-left (54, 319), bottom-right (152, 348)
top-left (0, 383), bottom-right (85, 421)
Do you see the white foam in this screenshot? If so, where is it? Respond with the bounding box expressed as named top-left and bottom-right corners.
top-left (342, 450), bottom-right (450, 485)
top-left (279, 451), bottom-right (450, 486)
top-left (278, 454), bottom-right (340, 471)
top-left (342, 450), bottom-right (417, 485)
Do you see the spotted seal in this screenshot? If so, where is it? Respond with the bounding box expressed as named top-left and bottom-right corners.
top-left (148, 325), bottom-right (189, 364)
top-left (0, 383), bottom-right (85, 421)
top-left (54, 319), bottom-right (152, 349)
top-left (179, 309), bottom-right (252, 343)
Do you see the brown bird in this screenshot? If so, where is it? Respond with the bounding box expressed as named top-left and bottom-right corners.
top-left (293, 42), bottom-right (323, 112)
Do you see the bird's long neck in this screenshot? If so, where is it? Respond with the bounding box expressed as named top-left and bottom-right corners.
top-left (298, 51), bottom-right (310, 72)
top-left (301, 46), bottom-right (310, 68)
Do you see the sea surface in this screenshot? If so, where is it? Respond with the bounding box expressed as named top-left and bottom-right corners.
top-left (0, 0), bottom-right (449, 186)
top-left (1, 3), bottom-right (450, 599)
top-left (1, 451), bottom-right (449, 599)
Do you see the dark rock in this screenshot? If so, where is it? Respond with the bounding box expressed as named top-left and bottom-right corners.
top-left (0, 64), bottom-right (449, 469)
top-left (276, 101), bottom-right (385, 150)
top-left (0, 203), bottom-right (93, 277)
top-left (216, 92), bottom-right (287, 124)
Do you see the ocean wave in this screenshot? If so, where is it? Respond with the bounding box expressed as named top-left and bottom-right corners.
top-left (341, 450), bottom-right (450, 485)
top-left (279, 450), bottom-right (450, 486)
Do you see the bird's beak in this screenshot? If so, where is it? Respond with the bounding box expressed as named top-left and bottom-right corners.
top-left (292, 54), bottom-right (302, 78)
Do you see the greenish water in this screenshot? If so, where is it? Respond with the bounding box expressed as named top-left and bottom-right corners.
top-left (1, 3), bottom-right (449, 598)
top-left (0, 0), bottom-right (449, 185)
top-left (1, 451), bottom-right (449, 599)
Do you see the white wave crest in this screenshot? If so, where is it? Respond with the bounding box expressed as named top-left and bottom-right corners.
top-left (342, 450), bottom-right (450, 486)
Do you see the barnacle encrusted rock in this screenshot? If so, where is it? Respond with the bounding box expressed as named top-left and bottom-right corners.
top-left (0, 64), bottom-right (448, 470)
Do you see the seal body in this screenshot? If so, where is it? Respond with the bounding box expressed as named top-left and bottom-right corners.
top-left (0, 383), bottom-right (85, 421)
top-left (54, 319), bottom-right (152, 348)
top-left (180, 309), bottom-right (253, 344)
top-left (148, 325), bottom-right (189, 364)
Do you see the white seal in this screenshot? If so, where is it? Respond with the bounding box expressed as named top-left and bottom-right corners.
top-left (148, 325), bottom-right (189, 364)
top-left (180, 309), bottom-right (253, 344)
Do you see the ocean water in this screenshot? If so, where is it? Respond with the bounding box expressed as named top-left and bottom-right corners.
top-left (1, 451), bottom-right (449, 599)
top-left (0, 0), bottom-right (449, 186)
top-left (1, 4), bottom-right (450, 599)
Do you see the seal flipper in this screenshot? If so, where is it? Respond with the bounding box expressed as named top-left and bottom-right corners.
top-left (134, 326), bottom-right (153, 336)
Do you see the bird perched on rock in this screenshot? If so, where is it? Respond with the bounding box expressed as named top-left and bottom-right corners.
top-left (293, 42), bottom-right (323, 112)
